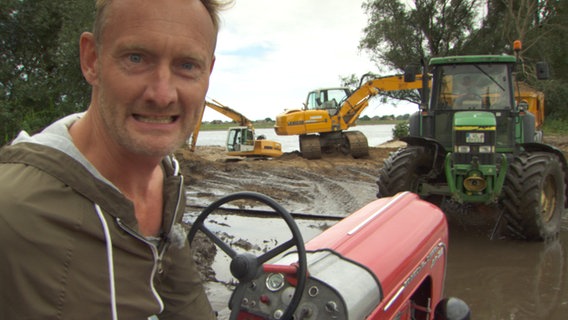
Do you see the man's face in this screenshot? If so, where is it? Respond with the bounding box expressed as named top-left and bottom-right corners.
top-left (90, 0), bottom-right (216, 157)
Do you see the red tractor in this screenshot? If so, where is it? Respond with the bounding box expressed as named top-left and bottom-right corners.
top-left (189, 192), bottom-right (469, 320)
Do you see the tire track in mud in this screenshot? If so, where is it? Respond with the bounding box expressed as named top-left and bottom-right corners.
top-left (184, 162), bottom-right (378, 217)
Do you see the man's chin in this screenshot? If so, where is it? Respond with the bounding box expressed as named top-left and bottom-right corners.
top-left (123, 139), bottom-right (182, 158)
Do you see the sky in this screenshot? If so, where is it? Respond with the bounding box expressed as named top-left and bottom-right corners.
top-left (204, 0), bottom-right (419, 122)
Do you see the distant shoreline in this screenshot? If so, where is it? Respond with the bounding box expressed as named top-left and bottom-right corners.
top-left (198, 119), bottom-right (406, 131)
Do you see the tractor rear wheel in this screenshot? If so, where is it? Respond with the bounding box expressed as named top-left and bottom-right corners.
top-left (501, 152), bottom-right (565, 240)
top-left (376, 146), bottom-right (434, 198)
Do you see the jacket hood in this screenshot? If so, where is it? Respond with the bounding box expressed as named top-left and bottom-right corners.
top-left (12, 112), bottom-right (118, 188)
top-left (3, 113), bottom-right (183, 232)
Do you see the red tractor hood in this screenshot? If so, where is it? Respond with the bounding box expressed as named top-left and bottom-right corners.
top-left (304, 191), bottom-right (449, 318)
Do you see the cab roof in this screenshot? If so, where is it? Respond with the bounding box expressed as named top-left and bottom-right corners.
top-left (430, 55), bottom-right (516, 65)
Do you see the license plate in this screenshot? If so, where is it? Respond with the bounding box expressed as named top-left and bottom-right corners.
top-left (466, 132), bottom-right (484, 143)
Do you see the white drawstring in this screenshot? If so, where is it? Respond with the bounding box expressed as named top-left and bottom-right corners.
top-left (94, 204), bottom-right (118, 320)
top-left (171, 155), bottom-right (180, 176)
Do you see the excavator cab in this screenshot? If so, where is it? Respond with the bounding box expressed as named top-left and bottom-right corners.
top-left (226, 127), bottom-right (255, 152)
top-left (305, 88), bottom-right (351, 116)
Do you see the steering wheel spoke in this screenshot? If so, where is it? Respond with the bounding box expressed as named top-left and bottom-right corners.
top-left (198, 225), bottom-right (238, 259)
top-left (258, 238), bottom-right (296, 264)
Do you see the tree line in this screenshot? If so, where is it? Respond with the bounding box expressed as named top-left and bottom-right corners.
top-left (2, 0), bottom-right (567, 145)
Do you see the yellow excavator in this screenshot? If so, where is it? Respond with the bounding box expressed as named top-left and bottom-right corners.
top-left (516, 81), bottom-right (545, 142)
top-left (274, 73), bottom-right (428, 159)
top-left (189, 100), bottom-right (283, 158)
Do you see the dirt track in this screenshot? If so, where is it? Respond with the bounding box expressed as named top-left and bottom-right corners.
top-left (177, 144), bottom-right (397, 216)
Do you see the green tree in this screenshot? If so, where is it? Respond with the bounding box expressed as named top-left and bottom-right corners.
top-left (359, 0), bottom-right (568, 119)
top-left (473, 0), bottom-right (568, 119)
top-left (360, 0), bottom-right (482, 71)
top-left (0, 0), bottom-right (94, 144)
top-left (392, 121), bottom-right (409, 139)
top-left (357, 0), bottom-right (483, 106)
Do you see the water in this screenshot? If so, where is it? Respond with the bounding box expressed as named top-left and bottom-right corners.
top-left (444, 220), bottom-right (568, 320)
top-left (192, 124), bottom-right (396, 152)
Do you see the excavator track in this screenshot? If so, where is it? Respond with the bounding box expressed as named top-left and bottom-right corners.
top-left (344, 131), bottom-right (369, 158)
top-left (299, 135), bottom-right (322, 159)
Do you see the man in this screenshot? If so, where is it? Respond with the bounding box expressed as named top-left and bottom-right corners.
top-left (0, 0), bottom-right (231, 318)
top-left (454, 75), bottom-right (482, 107)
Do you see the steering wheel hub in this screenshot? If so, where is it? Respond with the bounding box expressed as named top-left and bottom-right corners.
top-left (230, 253), bottom-right (259, 282)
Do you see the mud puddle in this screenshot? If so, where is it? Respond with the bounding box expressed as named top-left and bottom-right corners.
top-left (444, 217), bottom-right (568, 319)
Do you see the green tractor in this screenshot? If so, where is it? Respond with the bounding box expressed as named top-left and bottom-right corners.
top-left (377, 45), bottom-right (567, 241)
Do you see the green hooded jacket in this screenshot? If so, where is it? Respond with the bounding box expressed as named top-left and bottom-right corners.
top-left (0, 114), bottom-right (215, 319)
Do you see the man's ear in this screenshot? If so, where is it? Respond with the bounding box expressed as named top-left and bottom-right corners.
top-left (80, 32), bottom-right (98, 85)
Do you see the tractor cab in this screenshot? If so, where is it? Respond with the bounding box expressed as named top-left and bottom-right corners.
top-left (416, 56), bottom-right (518, 152)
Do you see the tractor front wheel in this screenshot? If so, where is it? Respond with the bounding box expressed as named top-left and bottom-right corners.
top-left (376, 146), bottom-right (434, 198)
top-left (502, 152), bottom-right (565, 241)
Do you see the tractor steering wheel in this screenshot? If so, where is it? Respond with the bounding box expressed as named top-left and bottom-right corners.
top-left (463, 92), bottom-right (483, 100)
top-left (456, 92), bottom-right (483, 107)
top-left (188, 192), bottom-right (308, 320)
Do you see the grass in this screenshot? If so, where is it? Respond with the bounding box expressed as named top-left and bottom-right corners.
top-left (543, 119), bottom-right (568, 134)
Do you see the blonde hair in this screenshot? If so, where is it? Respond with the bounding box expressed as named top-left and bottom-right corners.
top-left (93, 0), bottom-right (233, 44)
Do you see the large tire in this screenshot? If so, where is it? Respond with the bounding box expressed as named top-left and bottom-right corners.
top-left (501, 152), bottom-right (565, 240)
top-left (376, 146), bottom-right (434, 198)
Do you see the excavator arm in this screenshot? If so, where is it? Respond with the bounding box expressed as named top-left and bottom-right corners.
top-left (189, 99), bottom-right (282, 158)
top-left (189, 102), bottom-right (207, 152)
top-left (189, 100), bottom-right (254, 152)
top-left (339, 74), bottom-right (427, 128)
top-left (204, 100), bottom-right (253, 127)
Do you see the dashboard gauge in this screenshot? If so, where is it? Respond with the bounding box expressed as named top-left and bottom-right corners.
top-left (265, 273), bottom-right (285, 292)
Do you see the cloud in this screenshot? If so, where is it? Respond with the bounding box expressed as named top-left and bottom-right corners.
top-left (204, 0), bottom-right (418, 122)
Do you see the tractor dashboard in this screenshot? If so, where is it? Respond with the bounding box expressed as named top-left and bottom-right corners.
top-left (235, 250), bottom-right (381, 320)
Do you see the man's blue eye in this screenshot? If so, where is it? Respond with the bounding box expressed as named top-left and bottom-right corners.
top-left (182, 62), bottom-right (194, 70)
top-left (129, 54), bottom-right (142, 63)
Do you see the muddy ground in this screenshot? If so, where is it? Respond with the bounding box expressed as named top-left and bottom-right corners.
top-left (178, 134), bottom-right (568, 319)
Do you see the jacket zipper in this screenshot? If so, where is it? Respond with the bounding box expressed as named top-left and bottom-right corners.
top-left (116, 218), bottom-right (166, 313)
top-left (114, 174), bottom-right (185, 314)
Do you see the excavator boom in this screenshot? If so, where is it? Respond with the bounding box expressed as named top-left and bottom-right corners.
top-left (189, 100), bottom-right (282, 158)
top-left (340, 74), bottom-right (426, 127)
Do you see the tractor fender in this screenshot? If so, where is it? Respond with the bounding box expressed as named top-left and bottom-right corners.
top-left (521, 142), bottom-right (568, 208)
top-left (401, 136), bottom-right (447, 153)
top-left (401, 136), bottom-right (448, 172)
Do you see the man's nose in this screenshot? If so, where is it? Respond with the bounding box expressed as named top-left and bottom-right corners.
top-left (144, 65), bottom-right (178, 107)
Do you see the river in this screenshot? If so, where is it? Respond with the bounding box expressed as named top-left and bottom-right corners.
top-left (191, 124), bottom-right (396, 152)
